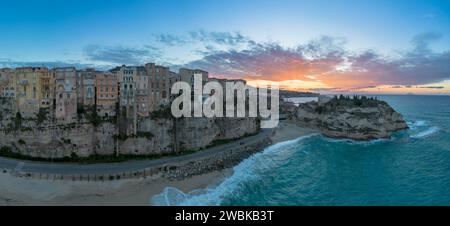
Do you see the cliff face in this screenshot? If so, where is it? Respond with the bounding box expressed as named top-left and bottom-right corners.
top-left (291, 96), bottom-right (408, 140)
top-left (0, 98), bottom-right (259, 159)
top-left (119, 117), bottom-right (260, 155)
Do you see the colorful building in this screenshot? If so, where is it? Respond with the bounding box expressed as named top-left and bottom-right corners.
top-left (146, 63), bottom-right (171, 112)
top-left (54, 67), bottom-right (78, 122)
top-left (14, 67), bottom-right (51, 116)
top-left (95, 72), bottom-right (118, 117)
top-left (115, 65), bottom-right (137, 116)
top-left (77, 68), bottom-right (96, 106)
top-left (114, 65), bottom-right (138, 134)
top-left (135, 66), bottom-right (149, 116)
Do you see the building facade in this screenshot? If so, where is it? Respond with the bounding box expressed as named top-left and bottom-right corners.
top-left (179, 68), bottom-right (209, 89)
top-left (115, 65), bottom-right (137, 117)
top-left (0, 68), bottom-right (15, 99)
top-left (168, 71), bottom-right (181, 93)
top-left (146, 63), bottom-right (170, 112)
top-left (135, 66), bottom-right (150, 116)
top-left (77, 68), bottom-right (96, 106)
top-left (40, 68), bottom-right (55, 109)
top-left (115, 65), bottom-right (138, 134)
top-left (14, 67), bottom-right (52, 116)
top-left (95, 72), bottom-right (118, 117)
top-left (54, 67), bottom-right (78, 122)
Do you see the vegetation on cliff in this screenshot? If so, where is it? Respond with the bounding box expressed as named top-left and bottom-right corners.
top-left (291, 95), bottom-right (408, 140)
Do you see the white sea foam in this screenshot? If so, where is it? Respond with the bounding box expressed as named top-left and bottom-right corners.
top-left (150, 134), bottom-right (318, 206)
top-left (322, 136), bottom-right (392, 146)
top-left (407, 120), bottom-right (427, 130)
top-left (410, 126), bottom-right (439, 139)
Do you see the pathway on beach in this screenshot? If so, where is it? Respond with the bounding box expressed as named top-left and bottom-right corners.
top-left (0, 129), bottom-right (272, 176)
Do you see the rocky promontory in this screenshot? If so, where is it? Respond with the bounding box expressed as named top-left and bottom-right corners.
top-left (289, 95), bottom-right (408, 140)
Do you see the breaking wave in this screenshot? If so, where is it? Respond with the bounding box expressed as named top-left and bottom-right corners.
top-left (410, 126), bottom-right (439, 139)
top-left (407, 120), bottom-right (427, 130)
top-left (150, 134), bottom-right (318, 206)
top-left (322, 136), bottom-right (393, 146)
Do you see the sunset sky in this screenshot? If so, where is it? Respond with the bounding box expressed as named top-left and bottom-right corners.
top-left (1, 0), bottom-right (449, 94)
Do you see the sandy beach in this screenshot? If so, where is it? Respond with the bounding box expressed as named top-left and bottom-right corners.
top-left (271, 121), bottom-right (317, 143)
top-left (0, 121), bottom-right (312, 206)
top-left (0, 168), bottom-right (233, 206)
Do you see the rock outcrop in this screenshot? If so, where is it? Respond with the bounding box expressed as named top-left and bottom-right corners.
top-left (290, 95), bottom-right (408, 140)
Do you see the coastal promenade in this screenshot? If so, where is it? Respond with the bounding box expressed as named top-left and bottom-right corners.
top-left (0, 129), bottom-right (273, 176)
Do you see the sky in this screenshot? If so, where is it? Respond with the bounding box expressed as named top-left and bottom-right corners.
top-left (0, 0), bottom-right (449, 94)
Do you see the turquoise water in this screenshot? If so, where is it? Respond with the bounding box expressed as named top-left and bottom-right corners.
top-left (152, 95), bottom-right (450, 206)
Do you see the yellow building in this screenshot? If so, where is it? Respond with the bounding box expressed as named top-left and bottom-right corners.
top-left (15, 67), bottom-right (52, 117)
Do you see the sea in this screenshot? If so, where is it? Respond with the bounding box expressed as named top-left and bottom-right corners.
top-left (151, 95), bottom-right (450, 206)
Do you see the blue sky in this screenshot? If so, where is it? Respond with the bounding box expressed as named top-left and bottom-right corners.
top-left (1, 0), bottom-right (450, 93)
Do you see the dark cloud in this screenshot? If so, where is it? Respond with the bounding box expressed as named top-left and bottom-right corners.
top-left (3, 30), bottom-right (448, 91)
top-left (183, 32), bottom-right (450, 88)
top-left (419, 86), bottom-right (445, 89)
top-left (188, 30), bottom-right (250, 46)
top-left (184, 37), bottom-right (345, 81)
top-left (153, 34), bottom-right (187, 46)
top-left (83, 44), bottom-right (161, 65)
top-left (411, 32), bottom-right (442, 54)
top-left (153, 30), bottom-right (251, 51)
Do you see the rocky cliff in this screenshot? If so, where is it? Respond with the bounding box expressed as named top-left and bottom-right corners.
top-left (0, 98), bottom-right (260, 159)
top-left (290, 95), bottom-right (408, 140)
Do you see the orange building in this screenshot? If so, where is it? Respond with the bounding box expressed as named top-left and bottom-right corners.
top-left (95, 72), bottom-right (118, 117)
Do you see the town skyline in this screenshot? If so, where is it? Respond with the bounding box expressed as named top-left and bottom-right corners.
top-left (1, 0), bottom-right (449, 94)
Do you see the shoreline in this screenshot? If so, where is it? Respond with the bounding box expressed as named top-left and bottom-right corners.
top-left (0, 121), bottom-right (313, 206)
